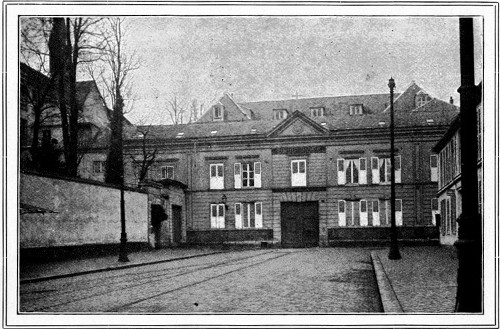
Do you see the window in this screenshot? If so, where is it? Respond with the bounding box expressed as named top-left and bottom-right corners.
top-left (359, 200), bottom-right (368, 226)
top-left (349, 104), bottom-right (363, 115)
top-left (210, 163), bottom-right (224, 189)
top-left (430, 155), bottom-right (438, 182)
top-left (273, 109), bottom-right (288, 120)
top-left (93, 160), bottom-right (105, 174)
top-left (213, 105), bottom-right (224, 121)
top-left (415, 93), bottom-right (431, 108)
top-left (337, 158), bottom-right (367, 185)
top-left (431, 198), bottom-right (439, 226)
top-left (373, 156), bottom-right (401, 184)
top-left (371, 200), bottom-right (380, 226)
top-left (338, 200), bottom-right (346, 226)
top-left (395, 199), bottom-right (403, 226)
top-left (161, 166), bottom-right (174, 179)
top-left (310, 107), bottom-right (325, 117)
top-left (234, 162), bottom-right (261, 189)
top-left (291, 159), bottom-right (307, 186)
top-left (234, 202), bottom-right (263, 229)
top-left (210, 204), bottom-right (225, 228)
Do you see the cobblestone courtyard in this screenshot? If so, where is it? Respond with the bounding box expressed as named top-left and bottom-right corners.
top-left (20, 248), bottom-right (382, 313)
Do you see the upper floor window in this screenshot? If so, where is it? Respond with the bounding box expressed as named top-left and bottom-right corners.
top-left (310, 107), bottom-right (325, 117)
top-left (337, 158), bottom-right (367, 185)
top-left (210, 163), bottom-right (224, 189)
top-left (93, 160), bottom-right (105, 174)
top-left (291, 159), bottom-right (306, 187)
top-left (234, 202), bottom-right (263, 229)
top-left (415, 93), bottom-right (431, 108)
top-left (430, 155), bottom-right (438, 182)
top-left (234, 162), bottom-right (261, 189)
top-left (213, 105), bottom-right (224, 121)
top-left (371, 156), bottom-right (401, 184)
top-left (273, 109), bottom-right (288, 120)
top-left (349, 104), bottom-right (363, 115)
top-left (161, 165), bottom-right (174, 180)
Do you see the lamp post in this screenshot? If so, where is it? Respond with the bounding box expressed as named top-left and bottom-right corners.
top-left (118, 174), bottom-right (129, 262)
top-left (455, 17), bottom-right (481, 312)
top-left (388, 77), bottom-right (401, 260)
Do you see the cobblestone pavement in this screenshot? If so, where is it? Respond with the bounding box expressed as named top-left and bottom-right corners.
top-left (20, 248), bottom-right (382, 313)
top-left (375, 246), bottom-right (458, 313)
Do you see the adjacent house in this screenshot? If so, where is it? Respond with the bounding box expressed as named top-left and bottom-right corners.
top-left (115, 82), bottom-right (459, 247)
top-left (433, 83), bottom-right (482, 245)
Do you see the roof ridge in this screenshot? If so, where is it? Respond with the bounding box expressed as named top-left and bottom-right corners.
top-left (239, 92), bottom-right (394, 105)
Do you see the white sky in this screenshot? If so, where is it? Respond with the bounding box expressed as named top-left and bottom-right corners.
top-left (122, 16), bottom-right (483, 125)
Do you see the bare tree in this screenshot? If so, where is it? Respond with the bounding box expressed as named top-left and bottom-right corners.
top-left (126, 125), bottom-right (158, 184)
top-left (187, 98), bottom-right (204, 123)
top-left (95, 17), bottom-right (140, 185)
top-left (165, 94), bottom-right (187, 125)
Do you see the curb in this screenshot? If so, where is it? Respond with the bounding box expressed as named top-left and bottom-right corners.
top-left (371, 251), bottom-right (404, 313)
top-left (20, 251), bottom-right (224, 284)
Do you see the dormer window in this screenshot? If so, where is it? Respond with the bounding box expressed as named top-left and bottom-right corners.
top-left (273, 109), bottom-right (288, 120)
top-left (310, 107), bottom-right (325, 117)
top-left (349, 104), bottom-right (363, 115)
top-left (415, 92), bottom-right (431, 108)
top-left (213, 105), bottom-right (224, 121)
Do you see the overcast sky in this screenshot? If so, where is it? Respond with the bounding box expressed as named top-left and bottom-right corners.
top-left (123, 16), bottom-right (482, 125)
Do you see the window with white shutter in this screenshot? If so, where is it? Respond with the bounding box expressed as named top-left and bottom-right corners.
top-left (291, 159), bottom-right (307, 187)
top-left (360, 200), bottom-right (368, 226)
top-left (396, 199), bottom-right (403, 226)
top-left (210, 204), bottom-right (225, 228)
top-left (234, 163), bottom-right (241, 189)
top-left (430, 155), bottom-right (438, 182)
top-left (345, 159), bottom-right (359, 184)
top-left (254, 162), bottom-right (262, 188)
top-left (255, 202), bottom-right (263, 228)
top-left (371, 157), bottom-right (380, 184)
top-left (359, 158), bottom-right (367, 184)
top-left (337, 159), bottom-right (345, 185)
top-left (234, 203), bottom-right (242, 228)
top-left (338, 200), bottom-right (346, 226)
top-left (394, 155), bottom-right (401, 183)
top-left (371, 200), bottom-right (380, 226)
top-left (210, 164), bottom-right (224, 189)
top-left (431, 198), bottom-right (439, 226)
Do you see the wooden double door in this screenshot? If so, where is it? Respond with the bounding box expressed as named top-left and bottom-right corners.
top-left (281, 202), bottom-right (319, 248)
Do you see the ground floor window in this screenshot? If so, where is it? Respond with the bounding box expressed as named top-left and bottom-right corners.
top-left (338, 199), bottom-right (402, 226)
top-left (234, 202), bottom-right (263, 228)
top-left (210, 203), bottom-right (225, 229)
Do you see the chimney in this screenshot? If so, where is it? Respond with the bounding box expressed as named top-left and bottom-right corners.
top-left (450, 96), bottom-right (454, 105)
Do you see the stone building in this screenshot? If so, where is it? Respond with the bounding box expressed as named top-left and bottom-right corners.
top-left (113, 81), bottom-right (458, 247)
top-left (433, 83), bottom-right (482, 245)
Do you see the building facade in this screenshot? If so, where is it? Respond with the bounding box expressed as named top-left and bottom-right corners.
top-left (433, 83), bottom-right (482, 245)
top-left (111, 82), bottom-right (458, 247)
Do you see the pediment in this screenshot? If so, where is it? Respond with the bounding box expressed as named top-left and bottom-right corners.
top-left (267, 111), bottom-right (329, 138)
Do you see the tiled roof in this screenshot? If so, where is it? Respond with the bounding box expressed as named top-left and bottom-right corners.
top-left (133, 83), bottom-right (458, 140)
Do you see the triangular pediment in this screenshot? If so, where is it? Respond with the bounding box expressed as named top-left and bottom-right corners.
top-left (267, 111), bottom-right (329, 138)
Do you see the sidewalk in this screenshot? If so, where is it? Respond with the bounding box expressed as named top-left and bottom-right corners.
top-left (371, 246), bottom-right (458, 313)
top-left (20, 248), bottom-right (224, 283)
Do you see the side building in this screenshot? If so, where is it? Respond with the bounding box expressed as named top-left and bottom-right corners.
top-left (433, 83), bottom-right (482, 245)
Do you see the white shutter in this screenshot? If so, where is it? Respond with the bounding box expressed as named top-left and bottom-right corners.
top-left (360, 200), bottom-right (368, 226)
top-left (218, 204), bottom-right (225, 228)
top-left (254, 162), bottom-right (262, 188)
top-left (234, 163), bottom-right (241, 189)
top-left (338, 200), bottom-right (346, 226)
top-left (234, 203), bottom-right (242, 228)
top-left (210, 204), bottom-right (218, 228)
top-left (430, 155), bottom-right (438, 182)
top-left (396, 199), bottom-right (403, 226)
top-left (210, 164), bottom-right (224, 190)
top-left (337, 159), bottom-right (346, 185)
top-left (371, 157), bottom-right (380, 184)
top-left (372, 200), bottom-right (380, 226)
top-left (255, 202), bottom-right (263, 228)
top-left (359, 158), bottom-right (367, 185)
top-left (395, 155), bottom-right (401, 183)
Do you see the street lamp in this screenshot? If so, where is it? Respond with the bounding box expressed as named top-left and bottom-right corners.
top-left (388, 77), bottom-right (402, 260)
top-left (118, 173), bottom-right (129, 262)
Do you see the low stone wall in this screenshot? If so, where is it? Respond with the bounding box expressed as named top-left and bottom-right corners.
top-left (186, 229), bottom-right (274, 245)
top-left (20, 172), bottom-right (149, 249)
top-left (328, 226), bottom-right (439, 245)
